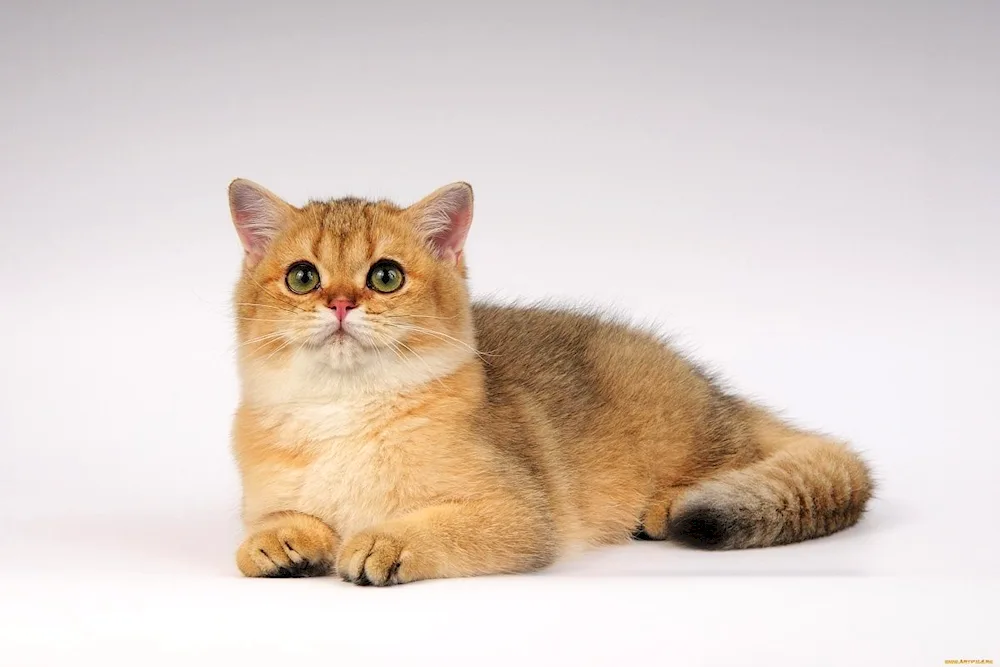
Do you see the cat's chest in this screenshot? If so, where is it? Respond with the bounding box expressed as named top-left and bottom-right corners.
top-left (276, 400), bottom-right (432, 536)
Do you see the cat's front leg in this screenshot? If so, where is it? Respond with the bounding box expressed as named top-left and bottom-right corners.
top-left (337, 497), bottom-right (555, 586)
top-left (237, 511), bottom-right (341, 578)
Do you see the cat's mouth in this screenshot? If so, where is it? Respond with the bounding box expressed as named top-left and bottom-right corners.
top-left (306, 324), bottom-right (357, 349)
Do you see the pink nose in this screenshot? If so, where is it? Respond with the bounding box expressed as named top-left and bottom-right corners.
top-left (329, 298), bottom-right (356, 322)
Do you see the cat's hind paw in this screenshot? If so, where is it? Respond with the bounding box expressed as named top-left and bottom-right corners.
top-left (635, 486), bottom-right (691, 540)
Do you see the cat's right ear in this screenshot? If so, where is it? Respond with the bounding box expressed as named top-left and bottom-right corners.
top-left (228, 178), bottom-right (294, 265)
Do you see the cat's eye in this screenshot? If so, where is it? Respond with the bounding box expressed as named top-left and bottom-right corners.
top-left (285, 261), bottom-right (320, 294)
top-left (367, 260), bottom-right (405, 293)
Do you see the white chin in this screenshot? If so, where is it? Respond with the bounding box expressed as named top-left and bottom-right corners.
top-left (313, 335), bottom-right (371, 371)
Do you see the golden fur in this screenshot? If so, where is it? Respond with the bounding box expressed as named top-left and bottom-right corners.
top-left (227, 179), bottom-right (874, 585)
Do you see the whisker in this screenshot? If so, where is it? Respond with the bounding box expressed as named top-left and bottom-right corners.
top-left (234, 316), bottom-right (305, 324)
top-left (235, 336), bottom-right (284, 357)
top-left (260, 334), bottom-right (299, 362)
top-left (359, 325), bottom-right (453, 391)
top-left (233, 323), bottom-right (311, 355)
top-left (287, 331), bottom-right (313, 363)
top-left (360, 329), bottom-right (399, 387)
top-left (387, 323), bottom-right (498, 359)
top-left (381, 313), bottom-right (458, 321)
top-left (241, 268), bottom-right (304, 311)
top-left (392, 338), bottom-right (451, 390)
top-left (366, 330), bottom-right (388, 374)
top-left (233, 302), bottom-right (305, 315)
top-left (236, 332), bottom-right (288, 348)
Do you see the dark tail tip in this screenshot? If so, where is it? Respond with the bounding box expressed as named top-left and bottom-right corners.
top-left (667, 505), bottom-right (734, 550)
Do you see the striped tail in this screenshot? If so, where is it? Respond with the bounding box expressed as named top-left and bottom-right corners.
top-left (668, 412), bottom-right (874, 550)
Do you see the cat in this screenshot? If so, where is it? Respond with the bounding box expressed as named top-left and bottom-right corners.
top-left (228, 178), bottom-right (874, 586)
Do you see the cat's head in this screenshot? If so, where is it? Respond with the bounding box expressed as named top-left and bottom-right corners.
top-left (229, 179), bottom-right (476, 394)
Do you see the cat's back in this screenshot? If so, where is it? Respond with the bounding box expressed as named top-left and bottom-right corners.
top-left (471, 304), bottom-right (701, 419)
top-left (473, 303), bottom-right (650, 368)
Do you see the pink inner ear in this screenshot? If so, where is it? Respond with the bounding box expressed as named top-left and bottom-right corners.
top-left (422, 184), bottom-right (473, 262)
top-left (233, 215), bottom-right (270, 261)
top-left (234, 220), bottom-right (266, 260)
top-left (229, 181), bottom-right (281, 261)
top-left (431, 206), bottom-right (473, 261)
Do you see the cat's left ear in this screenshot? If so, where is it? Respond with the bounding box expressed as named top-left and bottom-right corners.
top-left (409, 182), bottom-right (474, 263)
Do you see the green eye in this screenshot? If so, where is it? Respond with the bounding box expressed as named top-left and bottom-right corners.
top-left (285, 261), bottom-right (320, 294)
top-left (367, 260), bottom-right (405, 293)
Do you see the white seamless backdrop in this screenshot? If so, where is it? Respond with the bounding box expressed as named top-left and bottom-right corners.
top-left (0, 1), bottom-right (997, 665)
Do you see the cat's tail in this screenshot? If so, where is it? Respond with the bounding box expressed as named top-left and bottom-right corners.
top-left (668, 408), bottom-right (874, 550)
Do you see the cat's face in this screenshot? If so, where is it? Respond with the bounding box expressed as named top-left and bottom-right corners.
top-left (230, 180), bottom-right (476, 392)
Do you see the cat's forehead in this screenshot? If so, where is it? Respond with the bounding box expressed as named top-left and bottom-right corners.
top-left (305, 197), bottom-right (403, 230)
top-left (273, 197), bottom-right (421, 268)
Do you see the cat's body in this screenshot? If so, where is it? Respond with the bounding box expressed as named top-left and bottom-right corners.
top-left (228, 180), bottom-right (873, 585)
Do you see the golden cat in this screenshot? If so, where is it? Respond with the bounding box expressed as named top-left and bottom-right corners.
top-left (228, 178), bottom-right (873, 586)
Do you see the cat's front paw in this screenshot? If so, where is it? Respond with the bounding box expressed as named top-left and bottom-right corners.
top-left (337, 530), bottom-right (415, 587)
top-left (236, 512), bottom-right (338, 578)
